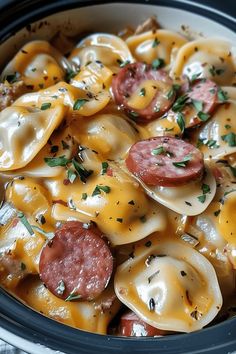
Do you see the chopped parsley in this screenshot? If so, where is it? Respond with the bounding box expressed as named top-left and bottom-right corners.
top-left (176, 112), bottom-right (185, 132)
top-left (172, 94), bottom-right (189, 112)
top-left (192, 99), bottom-right (203, 112)
top-left (67, 169), bottom-right (77, 183)
top-left (81, 193), bottom-right (88, 200)
top-left (224, 124), bottom-right (231, 130)
top-left (65, 68), bottom-right (79, 82)
top-left (117, 59), bottom-right (130, 68)
top-left (197, 194), bottom-right (206, 203)
top-left (151, 146), bottom-right (165, 155)
top-left (40, 102), bottom-right (51, 110)
top-left (65, 288), bottom-right (82, 302)
top-left (101, 161), bottom-right (109, 175)
top-left (152, 58), bottom-right (165, 70)
top-left (17, 212), bottom-right (34, 235)
top-left (92, 185), bottom-right (111, 196)
top-left (31, 225), bottom-right (54, 239)
top-left (221, 132), bottom-right (236, 147)
top-left (72, 158), bottom-right (93, 183)
top-left (166, 84), bottom-right (181, 100)
top-left (73, 98), bottom-right (88, 111)
top-left (152, 38), bottom-right (160, 48)
top-left (217, 88), bottom-right (228, 102)
top-left (139, 88), bottom-right (146, 96)
top-left (173, 155), bottom-right (191, 168)
top-left (209, 65), bottom-right (224, 76)
top-left (201, 183), bottom-right (210, 194)
top-left (4, 72), bottom-right (20, 84)
top-left (44, 155), bottom-right (70, 167)
top-left (197, 111), bottom-right (210, 121)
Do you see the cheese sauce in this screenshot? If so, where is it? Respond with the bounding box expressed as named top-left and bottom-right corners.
top-left (0, 16), bottom-right (235, 336)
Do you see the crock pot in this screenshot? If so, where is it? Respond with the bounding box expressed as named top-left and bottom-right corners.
top-left (0, 1), bottom-right (236, 353)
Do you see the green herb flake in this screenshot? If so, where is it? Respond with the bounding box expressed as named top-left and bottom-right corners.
top-left (50, 145), bottom-right (59, 154)
top-left (4, 72), bottom-right (20, 84)
top-left (152, 38), bottom-right (160, 48)
top-left (214, 210), bottom-right (221, 217)
top-left (201, 183), bottom-right (210, 194)
top-left (31, 68), bottom-right (37, 72)
top-left (65, 288), bottom-right (82, 302)
top-left (152, 58), bottom-right (165, 70)
top-left (65, 69), bottom-right (79, 82)
top-left (197, 111), bottom-right (210, 122)
top-left (116, 218), bottom-right (123, 223)
top-left (73, 98), bottom-right (88, 111)
top-left (197, 194), bottom-right (206, 203)
top-left (151, 146), bottom-right (165, 156)
top-left (190, 73), bottom-right (201, 82)
top-left (224, 124), bottom-right (231, 130)
top-left (217, 88), bottom-right (228, 103)
top-left (72, 158), bottom-right (93, 183)
top-left (62, 140), bottom-right (70, 150)
top-left (67, 169), bottom-right (77, 183)
top-left (139, 88), bottom-right (146, 96)
top-left (41, 102), bottom-right (51, 110)
top-left (17, 212), bottom-right (34, 235)
top-left (44, 155), bottom-right (70, 167)
top-left (101, 161), bottom-right (109, 175)
top-left (221, 132), bottom-right (236, 147)
top-left (206, 139), bottom-right (219, 149)
top-left (31, 225), bottom-right (54, 239)
top-left (92, 185), bottom-right (111, 197)
top-left (140, 215), bottom-right (147, 223)
top-left (176, 112), bottom-right (185, 132)
top-left (56, 280), bottom-right (65, 295)
top-left (172, 94), bottom-right (189, 112)
top-left (129, 111), bottom-right (139, 120)
top-left (192, 99), bottom-right (203, 112)
top-left (20, 262), bottom-right (26, 271)
top-left (145, 240), bottom-right (152, 247)
top-left (81, 193), bottom-right (88, 200)
top-left (117, 59), bottom-right (130, 68)
top-left (173, 155), bottom-right (191, 168)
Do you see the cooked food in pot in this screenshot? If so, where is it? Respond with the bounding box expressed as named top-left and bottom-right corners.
top-left (0, 16), bottom-right (236, 336)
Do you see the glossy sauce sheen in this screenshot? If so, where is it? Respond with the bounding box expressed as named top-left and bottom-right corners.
top-left (0, 18), bottom-right (235, 336)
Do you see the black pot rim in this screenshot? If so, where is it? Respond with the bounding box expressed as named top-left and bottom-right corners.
top-left (0, 1), bottom-right (236, 353)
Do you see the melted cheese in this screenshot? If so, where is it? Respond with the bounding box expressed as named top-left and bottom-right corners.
top-left (1, 41), bottom-right (71, 90)
top-left (46, 164), bottom-right (167, 245)
top-left (171, 38), bottom-right (236, 85)
top-left (115, 236), bottom-right (222, 332)
top-left (16, 277), bottom-right (120, 334)
top-left (69, 33), bottom-right (134, 72)
top-left (198, 100), bottom-right (236, 160)
top-left (126, 30), bottom-right (187, 67)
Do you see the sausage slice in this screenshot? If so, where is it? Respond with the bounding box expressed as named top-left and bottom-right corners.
top-left (119, 311), bottom-right (167, 336)
top-left (39, 221), bottom-right (113, 301)
top-left (112, 62), bottom-right (175, 123)
top-left (125, 136), bottom-right (204, 187)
